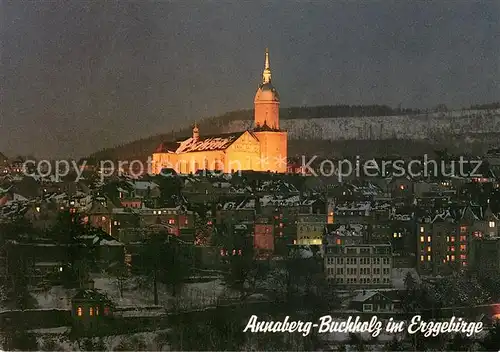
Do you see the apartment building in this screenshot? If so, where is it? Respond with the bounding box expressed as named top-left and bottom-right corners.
top-left (324, 243), bottom-right (392, 288)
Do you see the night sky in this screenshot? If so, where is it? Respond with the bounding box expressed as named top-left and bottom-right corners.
top-left (2, 1), bottom-right (499, 159)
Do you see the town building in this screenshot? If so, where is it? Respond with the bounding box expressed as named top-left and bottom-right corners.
top-left (324, 243), bottom-right (393, 288)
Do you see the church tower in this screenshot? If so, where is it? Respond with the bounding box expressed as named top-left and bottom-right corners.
top-left (192, 122), bottom-right (200, 142)
top-left (254, 48), bottom-right (280, 129)
top-left (253, 48), bottom-right (287, 173)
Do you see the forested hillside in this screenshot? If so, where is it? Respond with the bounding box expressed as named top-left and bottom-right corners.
top-left (88, 104), bottom-right (499, 162)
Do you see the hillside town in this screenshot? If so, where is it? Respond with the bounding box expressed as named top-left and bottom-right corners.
top-left (3, 1), bottom-right (500, 347)
top-left (2, 149), bottom-right (500, 349)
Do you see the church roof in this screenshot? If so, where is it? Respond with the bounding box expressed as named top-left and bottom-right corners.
top-left (155, 131), bottom-right (257, 154)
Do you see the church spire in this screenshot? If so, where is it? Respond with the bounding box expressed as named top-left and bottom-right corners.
top-left (193, 121), bottom-right (199, 141)
top-left (262, 48), bottom-right (271, 84)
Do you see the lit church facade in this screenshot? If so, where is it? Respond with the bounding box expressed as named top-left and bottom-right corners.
top-left (151, 49), bottom-right (288, 174)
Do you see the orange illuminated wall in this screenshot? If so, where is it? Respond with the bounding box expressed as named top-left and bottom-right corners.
top-left (255, 100), bottom-right (279, 129)
top-left (254, 224), bottom-right (274, 251)
top-left (254, 131), bottom-right (288, 173)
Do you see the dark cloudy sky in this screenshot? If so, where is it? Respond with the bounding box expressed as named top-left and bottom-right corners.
top-left (1, 1), bottom-right (499, 158)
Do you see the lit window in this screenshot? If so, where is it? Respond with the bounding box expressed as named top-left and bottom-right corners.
top-left (446, 255), bottom-right (450, 261)
top-left (398, 233), bottom-right (402, 238)
top-left (168, 219), bottom-right (175, 224)
top-left (238, 249), bottom-right (242, 256)
top-left (427, 255), bottom-right (431, 261)
top-left (36, 207), bottom-right (40, 212)
top-left (393, 233), bottom-right (397, 238)
top-left (95, 306), bottom-right (99, 316)
top-left (451, 236), bottom-right (455, 242)
top-left (101, 216), bottom-right (106, 221)
top-left (427, 246), bottom-right (431, 252)
top-left (450, 246), bottom-right (455, 252)
top-left (77, 307), bottom-right (82, 316)
top-left (446, 236), bottom-right (450, 242)
top-left (153, 210), bottom-right (157, 214)
top-left (420, 255), bottom-right (424, 262)
top-left (460, 244), bottom-right (466, 252)
top-left (460, 226), bottom-right (467, 233)
top-left (420, 236), bottom-right (425, 243)
top-left (460, 254), bottom-right (467, 260)
top-left (489, 221), bottom-right (495, 228)
top-left (336, 238), bottom-right (341, 245)
top-left (451, 255), bottom-right (455, 261)
top-left (420, 226), bottom-right (424, 233)
top-left (427, 236), bottom-right (431, 242)
top-left (462, 262), bottom-right (467, 266)
top-left (89, 307), bottom-right (93, 316)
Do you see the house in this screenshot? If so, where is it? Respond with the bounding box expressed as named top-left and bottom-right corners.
top-left (71, 287), bottom-right (114, 331)
top-left (296, 213), bottom-right (326, 245)
top-left (85, 196), bottom-right (116, 235)
top-left (349, 291), bottom-right (395, 312)
top-left (387, 175), bottom-right (414, 199)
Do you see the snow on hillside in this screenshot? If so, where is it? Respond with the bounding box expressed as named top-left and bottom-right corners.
top-left (224, 109), bottom-right (500, 140)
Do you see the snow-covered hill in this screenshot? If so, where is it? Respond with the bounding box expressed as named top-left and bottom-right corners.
top-left (223, 109), bottom-right (500, 141)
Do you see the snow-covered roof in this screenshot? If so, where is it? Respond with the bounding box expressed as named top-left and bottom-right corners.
top-left (351, 291), bottom-right (379, 302)
top-left (335, 201), bottom-right (371, 213)
top-left (326, 224), bottom-right (365, 237)
top-left (100, 239), bottom-right (124, 246)
top-left (155, 132), bottom-right (248, 154)
top-left (127, 181), bottom-right (159, 191)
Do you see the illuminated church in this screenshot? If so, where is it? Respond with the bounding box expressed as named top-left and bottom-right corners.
top-left (152, 49), bottom-right (288, 174)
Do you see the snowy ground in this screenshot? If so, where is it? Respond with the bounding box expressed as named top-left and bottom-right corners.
top-left (31, 274), bottom-right (240, 311)
top-left (31, 329), bottom-right (172, 351)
